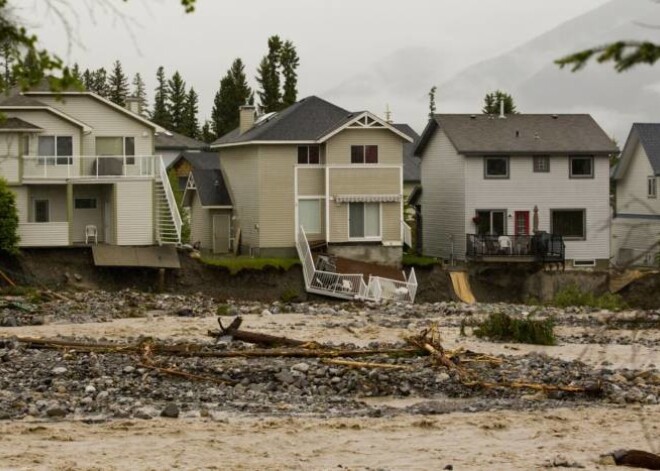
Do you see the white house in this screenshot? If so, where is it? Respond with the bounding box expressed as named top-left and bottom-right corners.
top-left (0, 87), bottom-right (181, 248)
top-left (611, 123), bottom-right (660, 267)
top-left (414, 113), bottom-right (618, 268)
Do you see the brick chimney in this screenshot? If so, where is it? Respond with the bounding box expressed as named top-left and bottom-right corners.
top-left (125, 96), bottom-right (141, 115)
top-left (239, 105), bottom-right (256, 134)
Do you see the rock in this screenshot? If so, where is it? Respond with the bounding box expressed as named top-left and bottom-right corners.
top-left (46, 406), bottom-right (67, 418)
top-left (261, 309), bottom-right (272, 316)
top-left (436, 373), bottom-right (450, 383)
top-left (291, 362), bottom-right (310, 373)
top-left (123, 366), bottom-right (136, 374)
top-left (275, 371), bottom-right (295, 384)
top-left (51, 367), bottom-right (68, 375)
top-left (85, 385), bottom-right (97, 395)
top-left (134, 407), bottom-right (156, 420)
top-left (160, 403), bottom-right (180, 418)
top-left (74, 273), bottom-right (83, 282)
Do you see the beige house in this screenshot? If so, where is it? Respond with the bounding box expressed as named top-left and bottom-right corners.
top-left (415, 113), bottom-right (617, 268)
top-left (612, 123), bottom-right (660, 267)
top-left (203, 96), bottom-right (413, 264)
top-left (0, 88), bottom-right (181, 247)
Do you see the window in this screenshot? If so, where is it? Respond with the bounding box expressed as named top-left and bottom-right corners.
top-left (37, 136), bottom-right (73, 165)
top-left (533, 156), bottom-right (550, 173)
top-left (551, 209), bottom-right (586, 240)
top-left (297, 145), bottom-right (321, 164)
top-left (74, 198), bottom-right (97, 210)
top-left (34, 200), bottom-right (49, 223)
top-left (569, 156), bottom-right (594, 178)
top-left (21, 135), bottom-right (29, 156)
top-left (475, 210), bottom-right (506, 235)
top-left (648, 176), bottom-right (657, 198)
top-left (349, 202), bottom-right (380, 238)
top-left (350, 145), bottom-right (378, 164)
top-left (484, 156), bottom-right (509, 178)
top-left (298, 199), bottom-right (321, 233)
top-left (96, 136), bottom-right (136, 164)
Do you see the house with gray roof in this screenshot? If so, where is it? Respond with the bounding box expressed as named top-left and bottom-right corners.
top-left (415, 113), bottom-right (617, 267)
top-left (611, 123), bottom-right (660, 266)
top-left (207, 96), bottom-right (414, 264)
top-left (155, 130), bottom-right (207, 168)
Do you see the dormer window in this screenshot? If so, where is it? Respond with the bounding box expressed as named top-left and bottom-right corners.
top-left (569, 156), bottom-right (594, 178)
top-left (533, 156), bottom-right (550, 173)
top-left (297, 145), bottom-right (320, 164)
top-left (351, 145), bottom-right (378, 164)
top-left (484, 156), bottom-right (509, 178)
top-left (648, 176), bottom-right (657, 198)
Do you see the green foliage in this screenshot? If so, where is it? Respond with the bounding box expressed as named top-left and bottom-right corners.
top-left (167, 169), bottom-right (190, 243)
top-left (201, 257), bottom-right (300, 275)
top-left (482, 90), bottom-right (518, 115)
top-left (200, 120), bottom-right (214, 143)
top-left (257, 35), bottom-right (283, 112)
top-left (428, 86), bottom-right (437, 118)
top-left (182, 87), bottom-right (200, 139)
top-left (0, 177), bottom-right (19, 255)
top-left (168, 71), bottom-right (187, 134)
top-left (280, 40), bottom-right (300, 107)
top-left (88, 67), bottom-right (109, 97)
top-left (216, 304), bottom-right (230, 316)
top-left (551, 284), bottom-right (627, 311)
top-left (402, 254), bottom-right (438, 268)
top-left (132, 72), bottom-right (148, 116)
top-left (107, 60), bottom-right (129, 106)
top-left (556, 41), bottom-right (660, 72)
top-left (211, 58), bottom-right (253, 139)
top-left (280, 288), bottom-right (300, 303)
top-left (151, 66), bottom-right (171, 128)
top-left (474, 312), bottom-right (556, 345)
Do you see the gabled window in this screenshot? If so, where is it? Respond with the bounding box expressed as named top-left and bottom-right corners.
top-left (551, 209), bottom-right (586, 240)
top-left (350, 145), bottom-right (378, 164)
top-left (533, 156), bottom-right (550, 173)
top-left (648, 176), bottom-right (657, 198)
top-left (484, 156), bottom-right (509, 178)
top-left (297, 145), bottom-right (321, 164)
top-left (38, 136), bottom-right (73, 165)
top-left (569, 156), bottom-right (594, 178)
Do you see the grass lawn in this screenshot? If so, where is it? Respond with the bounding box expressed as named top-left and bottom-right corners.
top-left (200, 256), bottom-right (301, 275)
top-left (402, 253), bottom-right (439, 268)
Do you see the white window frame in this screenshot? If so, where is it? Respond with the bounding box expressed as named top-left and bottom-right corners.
top-left (298, 198), bottom-right (322, 234)
top-left (533, 155), bottom-right (550, 173)
top-left (484, 156), bottom-right (509, 179)
top-left (648, 176), bottom-right (657, 199)
top-left (33, 199), bottom-right (50, 223)
top-left (37, 135), bottom-right (73, 166)
top-left (569, 156), bottom-right (594, 179)
top-left (348, 202), bottom-right (382, 241)
top-left (95, 136), bottom-right (136, 165)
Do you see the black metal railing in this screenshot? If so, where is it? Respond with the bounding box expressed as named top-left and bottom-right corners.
top-left (466, 233), bottom-right (565, 263)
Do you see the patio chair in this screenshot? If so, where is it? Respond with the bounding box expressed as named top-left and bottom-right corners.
top-left (85, 225), bottom-right (98, 245)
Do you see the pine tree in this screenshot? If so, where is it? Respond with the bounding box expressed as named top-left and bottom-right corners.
top-left (482, 90), bottom-right (518, 115)
top-left (90, 68), bottom-right (108, 97)
top-left (428, 86), bottom-right (437, 118)
top-left (256, 35), bottom-right (283, 112)
top-left (82, 68), bottom-right (93, 91)
top-left (132, 72), bottom-right (148, 116)
top-left (280, 40), bottom-right (299, 107)
top-left (70, 63), bottom-right (82, 82)
top-left (182, 87), bottom-right (199, 139)
top-left (151, 66), bottom-right (171, 128)
top-left (211, 58), bottom-right (253, 138)
top-left (168, 71), bottom-right (187, 134)
top-left (0, 42), bottom-right (13, 93)
top-left (107, 60), bottom-right (130, 106)
top-left (200, 120), bottom-right (214, 143)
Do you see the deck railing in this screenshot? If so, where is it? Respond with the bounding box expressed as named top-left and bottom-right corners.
top-left (22, 155), bottom-right (157, 179)
top-left (402, 220), bottom-right (413, 248)
top-left (156, 155), bottom-right (182, 244)
top-left (466, 233), bottom-right (565, 262)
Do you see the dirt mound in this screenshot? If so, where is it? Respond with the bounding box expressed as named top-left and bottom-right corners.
top-left (619, 272), bottom-right (660, 309)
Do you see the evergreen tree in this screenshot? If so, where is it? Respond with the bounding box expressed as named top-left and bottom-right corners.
top-left (168, 71), bottom-right (187, 134)
top-left (90, 68), bottom-right (109, 97)
top-left (0, 177), bottom-right (19, 256)
top-left (211, 58), bottom-right (253, 138)
top-left (256, 35), bottom-right (283, 112)
top-left (132, 72), bottom-right (148, 116)
top-left (280, 40), bottom-right (299, 107)
top-left (200, 120), bottom-right (214, 143)
top-left (428, 86), bottom-right (437, 118)
top-left (107, 60), bottom-right (130, 106)
top-left (0, 41), bottom-right (14, 92)
top-left (151, 66), bottom-right (171, 128)
top-left (82, 68), bottom-right (93, 91)
top-left (482, 90), bottom-right (518, 115)
top-left (182, 87), bottom-right (199, 139)
top-left (70, 63), bottom-right (82, 82)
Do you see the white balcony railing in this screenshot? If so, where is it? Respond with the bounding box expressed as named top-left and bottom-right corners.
top-left (402, 220), bottom-right (412, 248)
top-left (22, 155), bottom-right (157, 180)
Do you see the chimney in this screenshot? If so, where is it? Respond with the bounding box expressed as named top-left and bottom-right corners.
top-left (239, 105), bottom-right (256, 134)
top-left (499, 99), bottom-right (506, 119)
top-left (125, 96), bottom-right (141, 115)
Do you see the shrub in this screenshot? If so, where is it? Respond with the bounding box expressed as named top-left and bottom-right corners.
top-left (280, 288), bottom-right (299, 303)
top-left (474, 312), bottom-right (556, 345)
top-left (201, 257), bottom-right (300, 275)
top-left (0, 177), bottom-right (19, 256)
top-left (551, 284), bottom-right (626, 311)
top-left (402, 253), bottom-right (438, 268)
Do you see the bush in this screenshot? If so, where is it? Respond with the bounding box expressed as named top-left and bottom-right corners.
top-left (0, 177), bottom-right (19, 256)
top-left (280, 288), bottom-right (299, 303)
top-left (474, 312), bottom-right (556, 345)
top-left (551, 284), bottom-right (626, 311)
top-left (201, 257), bottom-right (300, 275)
top-left (402, 253), bottom-right (438, 268)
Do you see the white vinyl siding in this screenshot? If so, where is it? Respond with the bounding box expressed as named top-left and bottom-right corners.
top-left (616, 141), bottom-right (660, 216)
top-left (114, 181), bottom-right (153, 245)
top-left (18, 222), bottom-right (69, 247)
top-left (189, 191), bottom-right (232, 252)
top-left (0, 134), bottom-right (21, 182)
top-left (612, 217), bottom-right (660, 266)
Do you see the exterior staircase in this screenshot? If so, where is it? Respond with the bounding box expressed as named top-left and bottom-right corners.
top-left (155, 157), bottom-right (182, 245)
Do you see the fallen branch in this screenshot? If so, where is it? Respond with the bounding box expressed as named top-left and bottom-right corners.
top-left (322, 358), bottom-right (411, 370)
top-left (209, 316), bottom-right (310, 348)
top-left (462, 380), bottom-right (598, 394)
top-left (138, 362), bottom-right (235, 385)
top-left (0, 269), bottom-right (16, 287)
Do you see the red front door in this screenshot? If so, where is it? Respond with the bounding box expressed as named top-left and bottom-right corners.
top-left (514, 211), bottom-right (530, 235)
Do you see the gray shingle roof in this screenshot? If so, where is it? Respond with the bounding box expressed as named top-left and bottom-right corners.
top-left (416, 114), bottom-right (618, 156)
top-left (155, 130), bottom-right (207, 150)
top-left (170, 151), bottom-right (219, 170)
top-left (211, 96), bottom-right (353, 146)
top-left (0, 117), bottom-right (42, 131)
top-left (394, 123), bottom-right (421, 182)
top-left (191, 168), bottom-right (232, 207)
top-left (0, 94), bottom-right (47, 107)
top-left (631, 123), bottom-right (660, 175)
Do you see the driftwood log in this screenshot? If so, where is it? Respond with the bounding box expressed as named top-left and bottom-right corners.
top-left (606, 449), bottom-right (660, 470)
top-left (208, 316), bottom-right (309, 348)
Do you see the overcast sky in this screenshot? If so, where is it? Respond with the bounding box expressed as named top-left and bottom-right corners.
top-left (27, 0), bottom-right (611, 124)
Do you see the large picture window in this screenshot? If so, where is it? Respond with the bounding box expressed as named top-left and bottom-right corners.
top-left (551, 209), bottom-right (586, 240)
top-left (349, 202), bottom-right (380, 239)
top-left (484, 156), bottom-right (509, 178)
top-left (298, 199), bottom-right (321, 233)
top-left (297, 145), bottom-right (321, 165)
top-left (38, 136), bottom-right (73, 165)
top-left (350, 145), bottom-right (378, 164)
top-left (96, 136), bottom-right (136, 165)
top-left (569, 156), bottom-right (594, 178)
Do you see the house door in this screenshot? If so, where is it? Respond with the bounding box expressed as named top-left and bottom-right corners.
top-left (514, 211), bottom-right (530, 235)
top-left (213, 214), bottom-right (231, 254)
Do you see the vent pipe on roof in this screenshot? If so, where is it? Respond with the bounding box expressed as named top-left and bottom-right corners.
top-left (384, 104), bottom-right (393, 123)
top-left (499, 99), bottom-right (506, 119)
